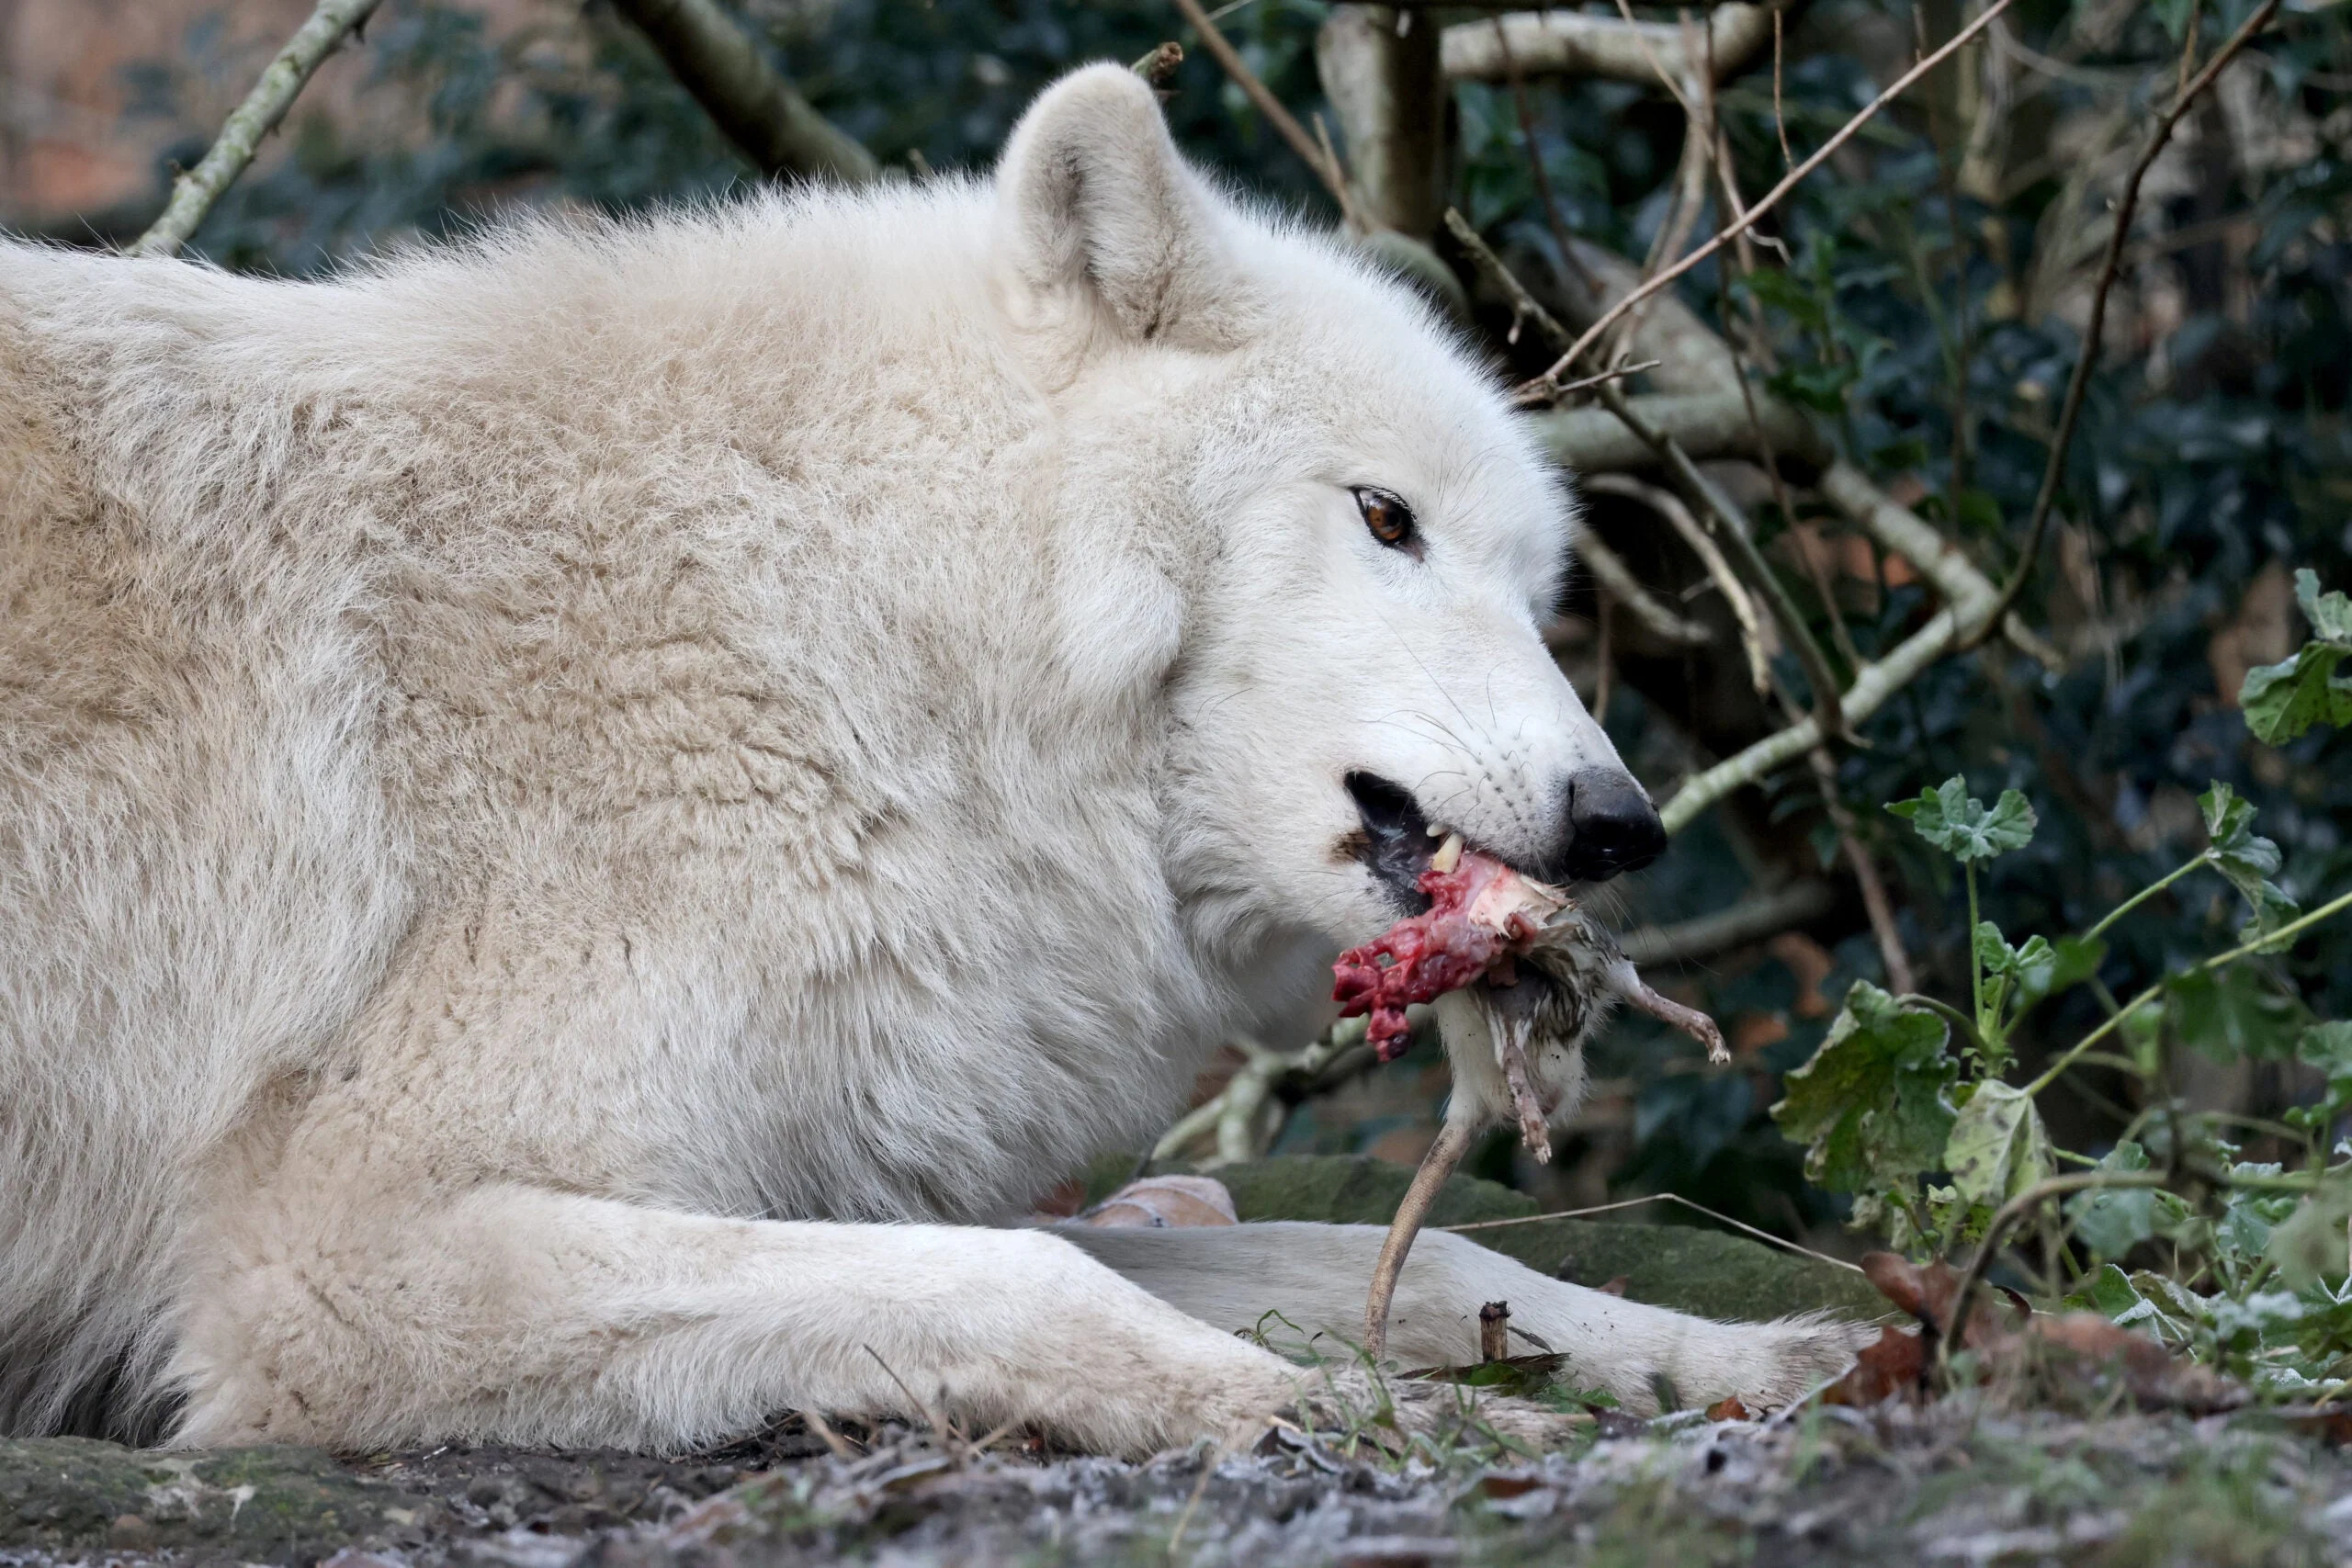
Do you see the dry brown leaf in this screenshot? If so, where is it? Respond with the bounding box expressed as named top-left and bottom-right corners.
top-left (1821, 1324), bottom-right (1928, 1406)
top-left (1703, 1395), bottom-right (1752, 1422)
top-left (1828, 1252), bottom-right (2246, 1414)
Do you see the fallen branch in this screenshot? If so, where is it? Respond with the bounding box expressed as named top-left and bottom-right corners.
top-left (1529, 0), bottom-right (2018, 391)
top-left (1441, 4), bottom-right (1774, 87)
top-left (607, 0), bottom-right (876, 183)
top-left (1963, 0), bottom-right (2281, 649)
top-left (130, 0), bottom-right (383, 257)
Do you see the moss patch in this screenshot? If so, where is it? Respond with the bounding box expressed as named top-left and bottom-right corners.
top-left (0, 1437), bottom-right (426, 1557)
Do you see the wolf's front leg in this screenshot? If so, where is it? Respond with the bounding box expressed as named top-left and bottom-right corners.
top-left (1063, 1222), bottom-right (1869, 1415)
top-left (169, 1183), bottom-right (1303, 1456)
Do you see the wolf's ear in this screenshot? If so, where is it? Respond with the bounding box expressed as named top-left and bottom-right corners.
top-left (993, 64), bottom-right (1253, 348)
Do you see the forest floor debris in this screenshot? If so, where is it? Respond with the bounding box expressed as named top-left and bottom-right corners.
top-left (6, 1395), bottom-right (2349, 1567)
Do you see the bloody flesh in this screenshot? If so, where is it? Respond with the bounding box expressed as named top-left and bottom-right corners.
top-left (1331, 851), bottom-right (1557, 1061)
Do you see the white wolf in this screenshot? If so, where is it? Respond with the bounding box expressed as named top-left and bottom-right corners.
top-left (0, 64), bottom-right (1858, 1453)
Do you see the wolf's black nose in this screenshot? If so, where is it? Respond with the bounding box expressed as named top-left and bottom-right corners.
top-left (1547, 769), bottom-right (1666, 883)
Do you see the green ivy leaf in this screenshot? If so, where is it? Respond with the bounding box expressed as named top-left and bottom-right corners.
top-left (2064, 1262), bottom-right (2161, 1330)
top-left (2020, 935), bottom-right (2107, 1007)
top-left (2299, 1021), bottom-right (2352, 1090)
top-left (2215, 1165), bottom-right (2300, 1273)
top-left (1944, 1080), bottom-right (2055, 1208)
top-left (2065, 1141), bottom-right (2158, 1260)
top-left (1886, 778), bottom-right (2038, 863)
top-left (2291, 1022), bottom-right (2352, 1134)
top-left (2266, 1178), bottom-right (2352, 1290)
top-left (2238, 570), bottom-right (2352, 746)
top-left (2199, 784), bottom-right (2301, 948)
top-left (2168, 966), bottom-right (2310, 1062)
top-left (1974, 926), bottom-right (2057, 994)
top-left (1770, 981), bottom-right (1959, 1195)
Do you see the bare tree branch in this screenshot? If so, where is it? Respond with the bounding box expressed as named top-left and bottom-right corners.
top-left (607, 0), bottom-right (877, 185)
top-left (1530, 0), bottom-right (2018, 391)
top-left (1441, 5), bottom-right (1774, 86)
top-left (1583, 472), bottom-right (1771, 692)
top-left (1659, 596), bottom-right (1981, 834)
top-left (1170, 0), bottom-right (1362, 225)
top-left (130, 0), bottom-right (384, 258)
top-left (1619, 879), bottom-right (1837, 966)
top-left (1807, 748), bottom-right (1915, 993)
top-left (1963, 0), bottom-right (2280, 649)
top-left (1566, 520), bottom-right (1715, 649)
top-left (1595, 379), bottom-right (1849, 739)
top-left (1532, 390), bottom-right (1820, 471)
top-left (1818, 461), bottom-right (2061, 669)
top-left (1318, 5), bottom-right (1445, 238)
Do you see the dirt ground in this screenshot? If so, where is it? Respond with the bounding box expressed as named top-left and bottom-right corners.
top-left (4, 1395), bottom-right (2349, 1568)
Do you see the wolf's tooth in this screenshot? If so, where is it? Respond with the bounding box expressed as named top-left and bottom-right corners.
top-left (1425, 822), bottom-right (1446, 837)
top-left (1430, 831), bottom-right (1464, 874)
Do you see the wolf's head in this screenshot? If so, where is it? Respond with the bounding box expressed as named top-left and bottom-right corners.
top-left (990, 66), bottom-right (1664, 958)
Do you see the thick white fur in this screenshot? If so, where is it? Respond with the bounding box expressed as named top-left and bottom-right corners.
top-left (0, 65), bottom-right (1857, 1453)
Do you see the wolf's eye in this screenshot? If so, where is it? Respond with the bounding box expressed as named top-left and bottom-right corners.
top-left (1353, 488), bottom-right (1417, 550)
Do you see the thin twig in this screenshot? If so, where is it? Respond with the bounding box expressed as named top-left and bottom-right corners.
top-left (130, 0), bottom-right (384, 257)
top-left (1442, 209), bottom-right (1780, 692)
top-left (1552, 358), bottom-right (1661, 397)
top-left (1809, 748), bottom-right (1916, 993)
top-left (1570, 525), bottom-right (1714, 648)
top-left (798, 1407), bottom-right (859, 1461)
top-left (1442, 1191), bottom-right (1867, 1275)
top-left (1529, 0), bottom-right (2019, 392)
top-left (1963, 0), bottom-right (2280, 649)
top-left (1658, 599), bottom-right (1967, 834)
top-left (1488, 15), bottom-right (1604, 302)
top-left (1584, 472), bottom-right (1771, 691)
top-left (861, 1344), bottom-right (963, 1459)
top-left (1772, 8), bottom-right (1792, 170)
top-left (1595, 380), bottom-right (1850, 738)
top-left (1169, 0), bottom-right (1363, 226)
top-left (1939, 1172), bottom-right (2169, 1362)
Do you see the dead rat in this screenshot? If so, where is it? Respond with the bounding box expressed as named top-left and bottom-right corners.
top-left (1333, 833), bottom-right (1727, 1360)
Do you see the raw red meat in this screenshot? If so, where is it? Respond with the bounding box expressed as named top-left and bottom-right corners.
top-left (1331, 850), bottom-right (1558, 1061)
